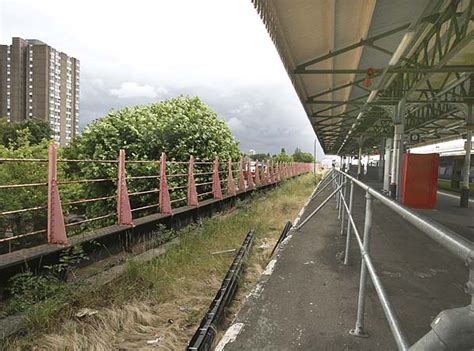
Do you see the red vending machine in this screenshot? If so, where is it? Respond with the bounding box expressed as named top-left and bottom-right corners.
top-left (401, 153), bottom-right (439, 209)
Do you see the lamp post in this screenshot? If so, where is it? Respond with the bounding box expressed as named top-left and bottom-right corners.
top-left (313, 138), bottom-right (317, 174)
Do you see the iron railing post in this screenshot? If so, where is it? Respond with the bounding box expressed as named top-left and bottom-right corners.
top-left (350, 190), bottom-right (373, 337)
top-left (344, 180), bottom-right (355, 265)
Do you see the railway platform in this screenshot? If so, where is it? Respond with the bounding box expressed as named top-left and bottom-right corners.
top-left (220, 173), bottom-right (472, 350)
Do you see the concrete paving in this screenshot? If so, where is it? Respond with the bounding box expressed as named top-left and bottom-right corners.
top-left (221, 180), bottom-right (472, 350)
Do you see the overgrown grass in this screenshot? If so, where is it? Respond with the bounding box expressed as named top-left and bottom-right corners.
top-left (3, 174), bottom-right (318, 350)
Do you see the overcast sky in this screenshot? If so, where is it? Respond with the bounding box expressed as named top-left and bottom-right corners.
top-left (0, 0), bottom-right (325, 158)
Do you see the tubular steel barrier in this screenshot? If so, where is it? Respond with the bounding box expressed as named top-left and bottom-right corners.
top-left (0, 146), bottom-right (312, 255)
top-left (297, 168), bottom-right (474, 350)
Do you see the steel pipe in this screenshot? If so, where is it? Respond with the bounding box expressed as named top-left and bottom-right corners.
top-left (295, 182), bottom-right (345, 230)
top-left (343, 180), bottom-right (355, 265)
top-left (340, 187), bottom-right (409, 349)
top-left (335, 170), bottom-right (473, 262)
top-left (350, 191), bottom-right (373, 338)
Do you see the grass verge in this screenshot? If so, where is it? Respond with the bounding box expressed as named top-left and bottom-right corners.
top-left (3, 173), bottom-right (317, 350)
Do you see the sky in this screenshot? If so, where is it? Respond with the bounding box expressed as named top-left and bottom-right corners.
top-left (0, 0), bottom-right (324, 159)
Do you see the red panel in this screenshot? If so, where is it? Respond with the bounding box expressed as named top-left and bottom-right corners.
top-left (401, 153), bottom-right (439, 209)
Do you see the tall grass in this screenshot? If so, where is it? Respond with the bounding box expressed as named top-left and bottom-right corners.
top-left (4, 173), bottom-right (317, 350)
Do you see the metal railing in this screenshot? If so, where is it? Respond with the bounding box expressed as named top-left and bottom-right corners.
top-left (297, 168), bottom-right (474, 350)
top-left (0, 144), bottom-right (312, 255)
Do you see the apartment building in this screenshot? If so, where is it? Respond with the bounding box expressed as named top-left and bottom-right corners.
top-left (0, 37), bottom-right (79, 145)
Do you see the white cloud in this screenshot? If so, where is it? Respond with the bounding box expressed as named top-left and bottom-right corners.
top-left (109, 82), bottom-right (167, 99)
top-left (227, 117), bottom-right (244, 131)
top-left (1, 0), bottom-right (321, 155)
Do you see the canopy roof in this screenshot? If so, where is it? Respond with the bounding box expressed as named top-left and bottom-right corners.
top-left (253, 0), bottom-right (474, 154)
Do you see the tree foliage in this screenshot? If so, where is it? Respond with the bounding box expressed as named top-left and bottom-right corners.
top-left (0, 130), bottom-right (49, 250)
top-left (292, 148), bottom-right (314, 163)
top-left (249, 153), bottom-right (270, 161)
top-left (65, 96), bottom-right (240, 162)
top-left (0, 118), bottom-right (51, 147)
top-left (272, 148), bottom-right (293, 163)
top-left (63, 96), bottom-right (241, 218)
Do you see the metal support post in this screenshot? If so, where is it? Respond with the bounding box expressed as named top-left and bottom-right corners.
top-left (390, 124), bottom-right (402, 199)
top-left (344, 180), bottom-right (355, 265)
top-left (313, 138), bottom-right (317, 174)
top-left (187, 155), bottom-right (198, 207)
top-left (460, 130), bottom-right (472, 208)
top-left (383, 137), bottom-right (392, 193)
top-left (338, 174), bottom-right (344, 220)
top-left (340, 176), bottom-right (348, 235)
top-left (378, 138), bottom-right (385, 182)
top-left (47, 144), bottom-right (68, 245)
top-left (159, 152), bottom-right (172, 214)
top-left (390, 100), bottom-right (405, 200)
top-left (357, 146), bottom-right (363, 180)
top-left (117, 149), bottom-right (133, 225)
top-left (350, 191), bottom-right (373, 338)
top-left (336, 173), bottom-right (341, 210)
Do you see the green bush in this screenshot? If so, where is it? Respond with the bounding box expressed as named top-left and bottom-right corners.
top-left (63, 96), bottom-right (241, 218)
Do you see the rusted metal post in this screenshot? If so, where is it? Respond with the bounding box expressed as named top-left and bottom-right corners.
top-left (212, 157), bottom-right (223, 199)
top-left (117, 149), bottom-right (133, 226)
top-left (269, 160), bottom-right (274, 183)
top-left (238, 158), bottom-right (246, 191)
top-left (187, 155), bottom-right (198, 207)
top-left (247, 160), bottom-right (255, 190)
top-left (227, 159), bottom-right (236, 196)
top-left (254, 160), bottom-right (261, 186)
top-left (159, 152), bottom-right (172, 214)
top-left (47, 144), bottom-right (68, 245)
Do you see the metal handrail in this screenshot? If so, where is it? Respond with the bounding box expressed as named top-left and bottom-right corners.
top-left (336, 170), bottom-right (473, 262)
top-left (299, 168), bottom-right (474, 350)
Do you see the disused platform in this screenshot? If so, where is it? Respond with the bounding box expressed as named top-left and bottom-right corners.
top-left (221, 180), bottom-right (472, 350)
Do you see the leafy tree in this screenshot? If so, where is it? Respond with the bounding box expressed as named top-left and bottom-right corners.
top-left (64, 96), bottom-right (241, 217)
top-left (292, 148), bottom-right (314, 163)
top-left (249, 153), bottom-right (270, 161)
top-left (23, 119), bottom-right (52, 145)
top-left (0, 118), bottom-right (51, 148)
top-left (0, 129), bottom-right (49, 251)
top-left (273, 148), bottom-right (293, 163)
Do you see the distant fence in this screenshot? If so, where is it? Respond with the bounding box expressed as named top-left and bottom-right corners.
top-left (0, 144), bottom-right (312, 254)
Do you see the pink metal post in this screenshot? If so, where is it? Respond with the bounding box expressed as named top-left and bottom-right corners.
top-left (269, 160), bottom-right (275, 183)
top-left (212, 157), bottom-right (223, 199)
top-left (227, 159), bottom-right (236, 196)
top-left (238, 157), bottom-right (246, 192)
top-left (254, 160), bottom-right (261, 186)
top-left (159, 152), bottom-right (172, 214)
top-left (47, 144), bottom-right (68, 245)
top-left (187, 155), bottom-right (199, 207)
top-left (262, 163), bottom-right (268, 185)
top-left (117, 149), bottom-right (133, 226)
top-left (247, 160), bottom-right (255, 190)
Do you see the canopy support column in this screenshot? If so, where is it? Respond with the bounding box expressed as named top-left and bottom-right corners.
top-left (357, 137), bottom-right (363, 180)
top-left (383, 138), bottom-right (392, 194)
top-left (390, 100), bottom-right (406, 200)
top-left (461, 129), bottom-right (472, 208)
